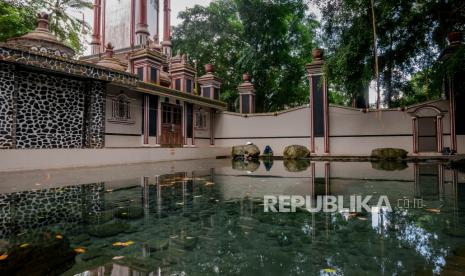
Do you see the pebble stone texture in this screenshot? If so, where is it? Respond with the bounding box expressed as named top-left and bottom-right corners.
top-left (15, 71), bottom-right (86, 148)
top-left (0, 63), bottom-right (15, 148)
top-left (85, 81), bottom-right (106, 148)
top-left (0, 63), bottom-right (106, 149)
top-left (0, 183), bottom-right (104, 238)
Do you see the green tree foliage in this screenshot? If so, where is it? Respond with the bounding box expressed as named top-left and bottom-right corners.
top-left (0, 0), bottom-right (92, 55)
top-left (0, 2), bottom-right (35, 42)
top-left (172, 0), bottom-right (318, 112)
top-left (314, 0), bottom-right (465, 108)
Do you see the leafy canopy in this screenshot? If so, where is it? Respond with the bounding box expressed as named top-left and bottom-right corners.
top-left (172, 0), bottom-right (318, 112)
top-left (0, 0), bottom-right (92, 55)
top-left (314, 0), bottom-right (465, 108)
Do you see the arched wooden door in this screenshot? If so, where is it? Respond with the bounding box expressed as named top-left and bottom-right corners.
top-left (160, 103), bottom-right (183, 147)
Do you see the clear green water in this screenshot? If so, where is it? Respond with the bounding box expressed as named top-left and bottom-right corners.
top-left (0, 159), bottom-right (464, 275)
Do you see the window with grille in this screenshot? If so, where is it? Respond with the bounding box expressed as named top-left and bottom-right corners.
top-left (110, 93), bottom-right (132, 122)
top-left (195, 110), bottom-right (207, 129)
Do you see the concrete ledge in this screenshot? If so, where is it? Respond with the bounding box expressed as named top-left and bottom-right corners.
top-left (0, 147), bottom-right (230, 172)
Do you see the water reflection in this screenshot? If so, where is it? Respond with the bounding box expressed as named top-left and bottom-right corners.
top-left (0, 159), bottom-right (463, 275)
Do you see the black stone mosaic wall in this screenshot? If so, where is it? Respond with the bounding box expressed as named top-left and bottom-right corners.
top-left (84, 81), bottom-right (106, 148)
top-left (0, 64), bottom-right (106, 149)
top-left (15, 71), bottom-right (86, 148)
top-left (0, 63), bottom-right (15, 148)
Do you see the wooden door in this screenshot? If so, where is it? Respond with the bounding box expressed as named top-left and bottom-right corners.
top-left (418, 117), bottom-right (437, 152)
top-left (161, 103), bottom-right (183, 147)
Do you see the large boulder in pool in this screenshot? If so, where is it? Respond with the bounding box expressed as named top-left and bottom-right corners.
top-left (232, 144), bottom-right (260, 158)
top-left (283, 145), bottom-right (310, 159)
top-left (371, 148), bottom-right (408, 160)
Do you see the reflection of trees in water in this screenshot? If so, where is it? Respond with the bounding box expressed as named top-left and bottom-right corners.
top-left (0, 165), bottom-right (463, 275)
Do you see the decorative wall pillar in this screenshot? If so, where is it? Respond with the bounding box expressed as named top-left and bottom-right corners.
top-left (210, 108), bottom-right (215, 145)
top-left (305, 48), bottom-right (329, 154)
top-left (84, 81), bottom-right (106, 148)
top-left (161, 0), bottom-right (172, 57)
top-left (198, 64), bottom-right (221, 100)
top-left (136, 0), bottom-right (150, 45)
top-left (412, 117), bottom-right (418, 154)
top-left (436, 115), bottom-right (443, 153)
top-left (143, 95), bottom-right (149, 145)
top-left (90, 0), bottom-right (102, 55)
top-left (0, 63), bottom-right (16, 149)
top-left (448, 77), bottom-right (457, 152)
top-left (238, 73), bottom-right (255, 114)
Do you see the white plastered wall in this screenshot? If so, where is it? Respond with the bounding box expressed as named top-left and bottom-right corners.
top-left (105, 86), bottom-right (143, 147)
top-left (214, 100), bottom-right (456, 156)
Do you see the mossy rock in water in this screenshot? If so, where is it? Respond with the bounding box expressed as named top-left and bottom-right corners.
top-left (283, 145), bottom-right (310, 159)
top-left (371, 160), bottom-right (408, 171)
top-left (0, 236), bottom-right (76, 275)
top-left (453, 247), bottom-right (465, 257)
top-left (69, 233), bottom-right (90, 245)
top-left (172, 236), bottom-right (198, 251)
top-left (115, 206), bottom-right (144, 220)
top-left (231, 144), bottom-right (261, 158)
top-left (231, 159), bottom-right (260, 171)
top-left (88, 221), bottom-right (130, 237)
top-left (148, 238), bottom-right (170, 251)
top-left (114, 256), bottom-right (158, 273)
top-left (80, 247), bottom-right (111, 262)
top-left (284, 159), bottom-right (310, 172)
top-left (276, 232), bottom-right (293, 246)
top-left (371, 148), bottom-right (408, 160)
top-left (83, 210), bottom-right (114, 224)
top-left (445, 228), bottom-right (465, 238)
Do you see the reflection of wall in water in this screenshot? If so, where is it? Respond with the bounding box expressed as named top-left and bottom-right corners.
top-left (0, 183), bottom-right (104, 237)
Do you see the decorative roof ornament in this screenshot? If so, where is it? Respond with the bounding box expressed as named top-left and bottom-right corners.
top-left (6, 12), bottom-right (75, 58)
top-left (96, 43), bottom-right (126, 72)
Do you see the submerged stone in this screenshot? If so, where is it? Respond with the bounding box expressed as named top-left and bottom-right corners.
top-left (115, 206), bottom-right (144, 220)
top-left (445, 228), bottom-right (465, 238)
top-left (70, 233), bottom-right (90, 245)
top-left (83, 210), bottom-right (114, 224)
top-left (148, 239), bottom-right (170, 251)
top-left (80, 248), bottom-right (110, 262)
top-left (88, 221), bottom-right (130, 237)
top-left (0, 236), bottom-right (76, 275)
top-left (172, 236), bottom-right (198, 251)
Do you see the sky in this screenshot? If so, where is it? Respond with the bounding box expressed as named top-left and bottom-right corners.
top-left (78, 0), bottom-right (212, 54)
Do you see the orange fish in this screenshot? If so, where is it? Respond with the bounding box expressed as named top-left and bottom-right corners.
top-left (74, 247), bottom-right (86, 254)
top-left (425, 208), bottom-right (441, 214)
top-left (0, 253), bottom-right (8, 261)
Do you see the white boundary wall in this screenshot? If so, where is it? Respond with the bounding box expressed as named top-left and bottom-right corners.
top-left (214, 100), bottom-right (458, 156)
